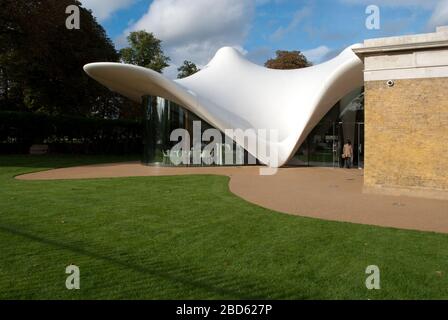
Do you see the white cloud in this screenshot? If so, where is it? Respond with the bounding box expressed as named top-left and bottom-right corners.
top-left (428, 0), bottom-right (448, 28)
top-left (341, 0), bottom-right (448, 32)
top-left (162, 64), bottom-right (180, 80)
top-left (340, 0), bottom-right (438, 9)
top-left (246, 46), bottom-right (274, 65)
top-left (329, 0), bottom-right (448, 33)
top-left (121, 0), bottom-right (255, 77)
top-left (81, 0), bottom-right (135, 21)
top-left (303, 45), bottom-right (331, 64)
top-left (270, 7), bottom-right (312, 41)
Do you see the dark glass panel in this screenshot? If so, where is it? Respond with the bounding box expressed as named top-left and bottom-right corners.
top-left (287, 87), bottom-right (365, 168)
top-left (142, 95), bottom-right (253, 166)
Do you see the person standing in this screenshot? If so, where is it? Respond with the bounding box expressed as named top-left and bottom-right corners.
top-left (342, 139), bottom-right (353, 168)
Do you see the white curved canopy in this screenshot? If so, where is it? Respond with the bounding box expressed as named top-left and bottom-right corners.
top-left (84, 44), bottom-right (363, 167)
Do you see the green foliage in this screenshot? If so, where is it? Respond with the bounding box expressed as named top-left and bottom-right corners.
top-left (0, 111), bottom-right (142, 154)
top-left (119, 31), bottom-right (170, 72)
top-left (0, 0), bottom-right (123, 116)
top-left (265, 50), bottom-right (312, 70)
top-left (177, 60), bottom-right (200, 79)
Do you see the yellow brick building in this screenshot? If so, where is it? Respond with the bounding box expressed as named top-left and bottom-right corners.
top-left (354, 26), bottom-right (448, 200)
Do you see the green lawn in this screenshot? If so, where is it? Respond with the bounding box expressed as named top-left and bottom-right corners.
top-left (0, 155), bottom-right (447, 299)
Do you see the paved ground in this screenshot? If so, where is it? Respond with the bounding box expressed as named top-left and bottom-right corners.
top-left (16, 162), bottom-right (448, 234)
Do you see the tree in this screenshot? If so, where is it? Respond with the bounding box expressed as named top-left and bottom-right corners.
top-left (264, 50), bottom-right (312, 70)
top-left (177, 60), bottom-right (200, 79)
top-left (119, 31), bottom-right (170, 72)
top-left (0, 0), bottom-right (121, 117)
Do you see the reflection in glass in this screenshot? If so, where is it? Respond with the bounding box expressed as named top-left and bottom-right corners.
top-left (142, 95), bottom-right (252, 166)
top-left (143, 87), bottom-right (364, 168)
top-left (287, 87), bottom-right (365, 168)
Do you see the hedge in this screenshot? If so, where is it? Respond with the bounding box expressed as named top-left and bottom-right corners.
top-left (0, 111), bottom-right (143, 154)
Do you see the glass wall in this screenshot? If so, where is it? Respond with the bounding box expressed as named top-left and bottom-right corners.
top-left (142, 95), bottom-right (200, 165)
top-left (287, 87), bottom-right (364, 168)
top-left (142, 95), bottom-right (252, 166)
top-left (143, 87), bottom-right (364, 168)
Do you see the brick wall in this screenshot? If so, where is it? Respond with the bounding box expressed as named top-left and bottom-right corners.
top-left (364, 77), bottom-right (448, 196)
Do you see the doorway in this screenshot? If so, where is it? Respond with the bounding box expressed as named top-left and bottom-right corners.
top-left (333, 122), bottom-right (364, 169)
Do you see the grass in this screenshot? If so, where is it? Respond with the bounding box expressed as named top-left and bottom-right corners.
top-left (0, 154), bottom-right (448, 299)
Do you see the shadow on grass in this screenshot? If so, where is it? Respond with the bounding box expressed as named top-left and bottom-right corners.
top-left (0, 224), bottom-right (274, 299)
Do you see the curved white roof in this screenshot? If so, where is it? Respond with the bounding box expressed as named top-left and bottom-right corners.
top-left (84, 44), bottom-right (363, 167)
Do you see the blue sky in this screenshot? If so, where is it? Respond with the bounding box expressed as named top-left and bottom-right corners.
top-left (81, 0), bottom-right (448, 78)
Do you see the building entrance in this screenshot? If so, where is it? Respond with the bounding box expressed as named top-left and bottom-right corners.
top-left (287, 87), bottom-right (365, 168)
top-left (334, 122), bottom-right (364, 169)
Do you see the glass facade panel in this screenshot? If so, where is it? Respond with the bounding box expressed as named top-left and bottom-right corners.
top-left (143, 87), bottom-right (364, 168)
top-left (142, 95), bottom-right (253, 166)
top-left (287, 87), bottom-right (365, 168)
